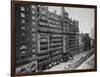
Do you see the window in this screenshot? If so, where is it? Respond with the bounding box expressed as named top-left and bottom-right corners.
top-left (22, 33), bottom-right (25, 36)
top-left (32, 33), bottom-right (35, 37)
top-left (32, 44), bottom-right (35, 48)
top-left (21, 50), bottom-right (26, 54)
top-left (32, 22), bottom-right (35, 25)
top-left (32, 28), bottom-right (36, 32)
top-left (31, 5), bottom-right (35, 9)
top-left (20, 45), bottom-right (26, 49)
top-left (21, 19), bottom-right (25, 24)
top-left (21, 26), bottom-right (25, 30)
top-left (20, 6), bottom-right (25, 11)
top-left (21, 13), bottom-right (25, 18)
top-left (39, 21), bottom-right (42, 25)
top-left (32, 16), bottom-right (35, 20)
top-left (32, 10), bottom-right (35, 14)
top-left (32, 38), bottom-right (35, 41)
top-left (32, 49), bottom-right (35, 53)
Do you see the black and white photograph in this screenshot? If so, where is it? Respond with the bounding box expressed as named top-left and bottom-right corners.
top-left (11, 1), bottom-right (97, 76)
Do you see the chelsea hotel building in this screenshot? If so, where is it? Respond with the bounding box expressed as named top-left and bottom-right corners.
top-left (16, 4), bottom-right (79, 73)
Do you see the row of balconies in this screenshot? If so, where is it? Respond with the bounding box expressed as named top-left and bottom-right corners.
top-left (39, 17), bottom-right (62, 28)
top-left (48, 19), bottom-right (62, 25)
top-left (52, 50), bottom-right (62, 56)
top-left (51, 34), bottom-right (63, 37)
top-left (38, 26), bottom-right (63, 33)
top-left (39, 21), bottom-right (48, 27)
top-left (50, 42), bottom-right (63, 46)
top-left (39, 21), bottom-right (62, 29)
top-left (69, 44), bottom-right (79, 48)
top-left (50, 28), bottom-right (62, 33)
top-left (69, 38), bottom-right (77, 41)
top-left (50, 45), bottom-right (63, 50)
top-left (51, 36), bottom-right (62, 39)
top-left (69, 40), bottom-right (79, 44)
top-left (38, 46), bottom-right (63, 55)
top-left (40, 15), bottom-right (47, 21)
top-left (50, 41), bottom-right (62, 43)
top-left (50, 39), bottom-right (63, 42)
top-left (38, 54), bottom-right (49, 60)
top-left (39, 32), bottom-right (49, 36)
top-left (40, 38), bottom-right (48, 42)
top-left (38, 49), bottom-right (49, 54)
top-left (52, 55), bottom-right (62, 61)
top-left (69, 42), bottom-right (78, 46)
top-left (50, 46), bottom-right (63, 51)
top-left (48, 24), bottom-right (62, 29)
top-left (38, 57), bottom-right (50, 65)
top-left (38, 26), bottom-right (49, 32)
top-left (40, 44), bottom-right (48, 48)
top-left (68, 46), bottom-right (79, 51)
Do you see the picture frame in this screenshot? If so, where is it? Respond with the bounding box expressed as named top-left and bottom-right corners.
top-left (11, 0), bottom-right (97, 76)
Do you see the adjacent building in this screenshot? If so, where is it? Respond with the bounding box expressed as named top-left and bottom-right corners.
top-left (16, 4), bottom-right (38, 73)
top-left (79, 33), bottom-right (91, 52)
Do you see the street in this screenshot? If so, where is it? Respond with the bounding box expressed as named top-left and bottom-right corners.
top-left (44, 49), bottom-right (94, 72)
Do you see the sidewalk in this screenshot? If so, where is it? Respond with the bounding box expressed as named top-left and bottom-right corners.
top-left (77, 54), bottom-right (95, 69)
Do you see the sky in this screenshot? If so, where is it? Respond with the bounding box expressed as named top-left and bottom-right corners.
top-left (48, 6), bottom-right (95, 34)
